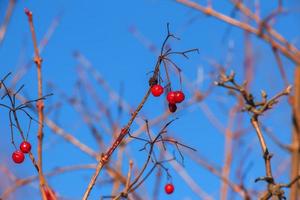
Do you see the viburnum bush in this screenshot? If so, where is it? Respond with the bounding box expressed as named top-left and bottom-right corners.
top-left (0, 1), bottom-right (300, 200)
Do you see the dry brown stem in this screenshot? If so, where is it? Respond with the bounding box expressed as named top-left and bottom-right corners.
top-left (187, 150), bottom-right (251, 199)
top-left (220, 105), bottom-right (239, 200)
top-left (25, 8), bottom-right (52, 200)
top-left (176, 0), bottom-right (300, 64)
top-left (1, 164), bottom-right (96, 199)
top-left (82, 27), bottom-right (198, 199)
top-left (216, 71), bottom-right (294, 199)
top-left (290, 67), bottom-right (300, 200)
top-left (0, 0), bottom-right (16, 45)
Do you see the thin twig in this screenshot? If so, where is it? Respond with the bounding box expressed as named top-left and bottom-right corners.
top-left (176, 0), bottom-right (300, 64)
top-left (25, 8), bottom-right (50, 200)
top-left (0, 0), bottom-right (16, 45)
top-left (82, 27), bottom-right (198, 199)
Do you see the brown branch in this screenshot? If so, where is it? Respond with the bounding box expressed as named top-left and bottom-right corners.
top-left (0, 165), bottom-right (16, 182)
top-left (176, 0), bottom-right (300, 64)
top-left (45, 118), bottom-right (99, 158)
top-left (187, 150), bottom-right (251, 199)
top-left (1, 164), bottom-right (96, 199)
top-left (124, 118), bottom-right (211, 200)
top-left (50, 80), bottom-right (106, 149)
top-left (44, 119), bottom-right (143, 200)
top-left (111, 146), bottom-right (124, 196)
top-left (166, 150), bottom-right (214, 200)
top-left (272, 48), bottom-right (289, 87)
top-left (82, 27), bottom-right (198, 199)
top-left (251, 117), bottom-right (268, 157)
top-left (220, 106), bottom-right (238, 200)
top-left (0, 0), bottom-right (16, 45)
top-left (15, 88), bottom-right (145, 199)
top-left (99, 118), bottom-right (195, 200)
top-left (230, 0), bottom-right (298, 55)
top-left (216, 71), bottom-right (293, 199)
top-left (290, 66), bottom-right (300, 200)
top-left (0, 76), bottom-right (42, 173)
top-left (24, 8), bottom-right (50, 200)
top-left (131, 120), bottom-right (211, 199)
top-left (11, 12), bottom-right (62, 87)
top-left (82, 82), bottom-right (154, 199)
top-left (82, 37), bottom-right (158, 199)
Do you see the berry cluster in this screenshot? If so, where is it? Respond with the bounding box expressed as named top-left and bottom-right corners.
top-left (12, 141), bottom-right (31, 164)
top-left (166, 90), bottom-right (185, 113)
top-left (151, 84), bottom-right (185, 113)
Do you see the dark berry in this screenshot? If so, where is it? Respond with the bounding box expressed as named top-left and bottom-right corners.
top-left (168, 103), bottom-right (177, 113)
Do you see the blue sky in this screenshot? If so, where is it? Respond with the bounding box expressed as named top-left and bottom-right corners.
top-left (1, 0), bottom-right (300, 199)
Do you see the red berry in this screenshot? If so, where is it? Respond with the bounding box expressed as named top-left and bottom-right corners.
top-left (175, 91), bottom-right (185, 103)
top-left (151, 85), bottom-right (164, 97)
top-left (165, 183), bottom-right (174, 194)
top-left (167, 91), bottom-right (176, 104)
top-left (20, 141), bottom-right (31, 153)
top-left (168, 103), bottom-right (177, 113)
top-left (12, 150), bottom-right (25, 164)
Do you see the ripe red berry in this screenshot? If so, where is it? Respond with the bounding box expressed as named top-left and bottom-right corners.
top-left (151, 85), bottom-right (164, 97)
top-left (167, 91), bottom-right (176, 104)
top-left (165, 183), bottom-right (174, 194)
top-left (12, 150), bottom-right (25, 164)
top-left (175, 91), bottom-right (185, 103)
top-left (168, 103), bottom-right (177, 113)
top-left (20, 141), bottom-right (31, 153)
